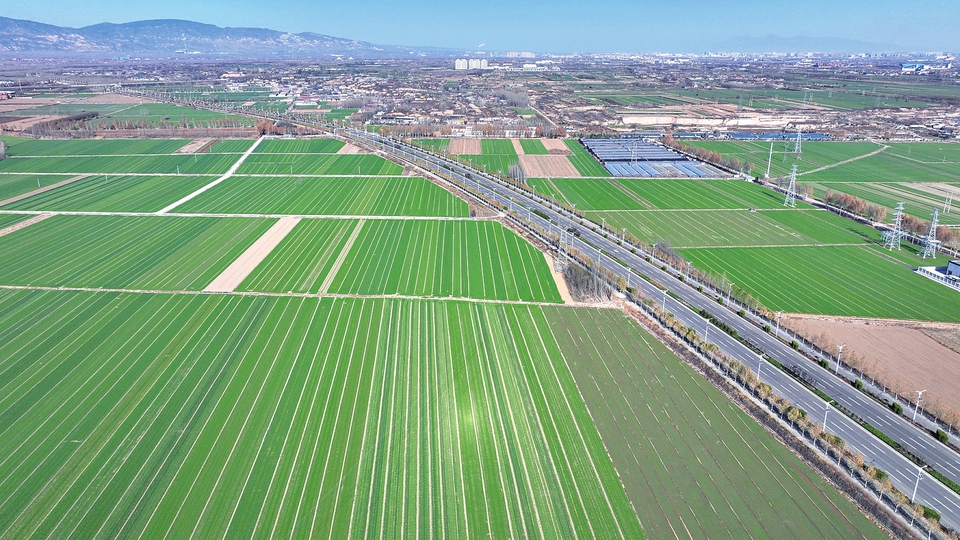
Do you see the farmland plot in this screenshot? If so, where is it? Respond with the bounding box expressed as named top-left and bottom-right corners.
top-left (329, 220), bottom-right (562, 303)
top-left (1, 138), bottom-right (191, 157)
top-left (591, 209), bottom-right (817, 248)
top-left (0, 292), bottom-right (641, 539)
top-left (254, 138), bottom-right (345, 154)
top-left (548, 179), bottom-right (644, 211)
top-left (519, 139), bottom-right (549, 155)
top-left (0, 174), bottom-right (75, 201)
top-left (177, 175), bottom-right (468, 217)
top-left (0, 154), bottom-right (237, 175)
top-left (207, 139), bottom-right (256, 153)
top-left (237, 219), bottom-right (360, 293)
top-left (1, 175), bottom-right (215, 213)
top-left (0, 215), bottom-right (274, 290)
top-left (681, 245), bottom-right (960, 322)
top-left (546, 307), bottom-right (888, 540)
top-left (564, 140), bottom-right (611, 177)
top-left (0, 214), bottom-right (30, 230)
top-left (236, 154), bottom-right (402, 176)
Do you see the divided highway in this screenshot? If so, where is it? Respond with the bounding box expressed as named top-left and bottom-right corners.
top-left (338, 126), bottom-right (960, 528)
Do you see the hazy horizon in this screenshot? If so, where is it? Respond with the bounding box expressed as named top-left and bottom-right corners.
top-left (2, 0), bottom-right (958, 54)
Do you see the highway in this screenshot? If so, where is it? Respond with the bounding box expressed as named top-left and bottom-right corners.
top-left (337, 126), bottom-right (960, 529)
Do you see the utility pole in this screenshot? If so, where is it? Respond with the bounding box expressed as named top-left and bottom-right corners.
top-left (911, 466), bottom-right (923, 503)
top-left (835, 344), bottom-right (845, 374)
top-left (765, 142), bottom-right (774, 179)
top-left (913, 389), bottom-right (927, 421)
top-left (775, 311), bottom-right (782, 338)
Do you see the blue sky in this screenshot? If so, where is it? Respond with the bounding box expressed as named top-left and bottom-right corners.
top-left (4, 0), bottom-right (958, 52)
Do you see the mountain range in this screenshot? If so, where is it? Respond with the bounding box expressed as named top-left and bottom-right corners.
top-left (0, 16), bottom-right (454, 58)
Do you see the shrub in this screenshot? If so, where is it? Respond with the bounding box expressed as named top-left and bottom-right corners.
top-left (764, 324), bottom-right (771, 333)
top-left (892, 402), bottom-right (903, 415)
top-left (921, 505), bottom-right (941, 522)
top-left (936, 429), bottom-right (949, 444)
top-left (717, 297), bottom-right (724, 305)
top-left (697, 285), bottom-right (703, 293)
top-left (737, 309), bottom-right (745, 317)
top-left (854, 379), bottom-right (864, 390)
top-left (820, 359), bottom-right (829, 369)
top-left (790, 340), bottom-right (799, 350)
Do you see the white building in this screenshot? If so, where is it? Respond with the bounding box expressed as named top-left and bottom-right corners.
top-left (454, 59), bottom-right (468, 70)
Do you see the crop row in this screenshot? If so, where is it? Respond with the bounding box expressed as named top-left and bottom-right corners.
top-left (0, 154), bottom-right (238, 175)
top-left (546, 306), bottom-right (889, 540)
top-left (680, 244), bottom-right (960, 322)
top-left (178, 175), bottom-right (468, 217)
top-left (236, 154), bottom-right (402, 175)
top-left (0, 292), bottom-right (639, 538)
top-left (253, 138), bottom-right (345, 154)
top-left (329, 219), bottom-right (562, 303)
top-left (0, 215), bottom-right (274, 290)
top-left (0, 173), bottom-right (75, 200)
top-left (563, 140), bottom-right (611, 177)
top-left (1, 138), bottom-right (192, 157)
top-left (1, 174), bottom-right (214, 213)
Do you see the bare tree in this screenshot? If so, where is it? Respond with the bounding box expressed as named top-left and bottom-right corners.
top-left (0, 141), bottom-right (6, 160)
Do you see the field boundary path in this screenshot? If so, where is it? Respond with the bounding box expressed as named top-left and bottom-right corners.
top-left (157, 135), bottom-right (265, 213)
top-left (204, 217), bottom-right (301, 292)
top-left (799, 145), bottom-right (889, 176)
top-left (0, 213), bottom-right (53, 237)
top-left (544, 252), bottom-right (574, 304)
top-left (0, 174), bottom-right (90, 206)
top-left (0, 283), bottom-right (578, 307)
top-left (318, 219), bottom-right (365, 294)
top-left (510, 139), bottom-right (525, 155)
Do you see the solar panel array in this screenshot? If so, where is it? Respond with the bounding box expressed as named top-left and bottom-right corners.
top-left (580, 138), bottom-right (722, 178)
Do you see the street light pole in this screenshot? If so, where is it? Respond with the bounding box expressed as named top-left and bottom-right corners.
top-left (823, 402), bottom-right (829, 431)
top-left (911, 466), bottom-right (923, 502)
top-left (835, 344), bottom-right (845, 374)
top-left (775, 311), bottom-right (782, 338)
top-left (622, 228), bottom-right (627, 243)
top-left (662, 289), bottom-right (667, 311)
top-left (913, 390), bottom-right (927, 422)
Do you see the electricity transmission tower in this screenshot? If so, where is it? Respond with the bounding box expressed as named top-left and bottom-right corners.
top-left (783, 164), bottom-right (798, 207)
top-left (794, 128), bottom-right (802, 155)
top-left (944, 195), bottom-right (953, 214)
top-left (920, 209), bottom-right (940, 259)
top-left (881, 202), bottom-right (905, 251)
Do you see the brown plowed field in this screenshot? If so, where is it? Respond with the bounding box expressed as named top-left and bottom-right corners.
top-left (786, 315), bottom-right (960, 415)
top-left (449, 139), bottom-right (481, 155)
top-left (542, 138), bottom-right (572, 155)
top-left (520, 155), bottom-right (580, 177)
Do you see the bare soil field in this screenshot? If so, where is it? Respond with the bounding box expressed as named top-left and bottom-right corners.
top-left (336, 142), bottom-right (366, 154)
top-left (520, 155), bottom-right (581, 177)
top-left (0, 115), bottom-right (62, 132)
top-left (511, 139), bottom-right (524, 155)
top-left (0, 98), bottom-right (63, 113)
top-left (542, 138), bottom-right (572, 155)
top-left (786, 315), bottom-right (960, 415)
top-left (175, 138), bottom-right (214, 154)
top-left (449, 138), bottom-right (481, 155)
